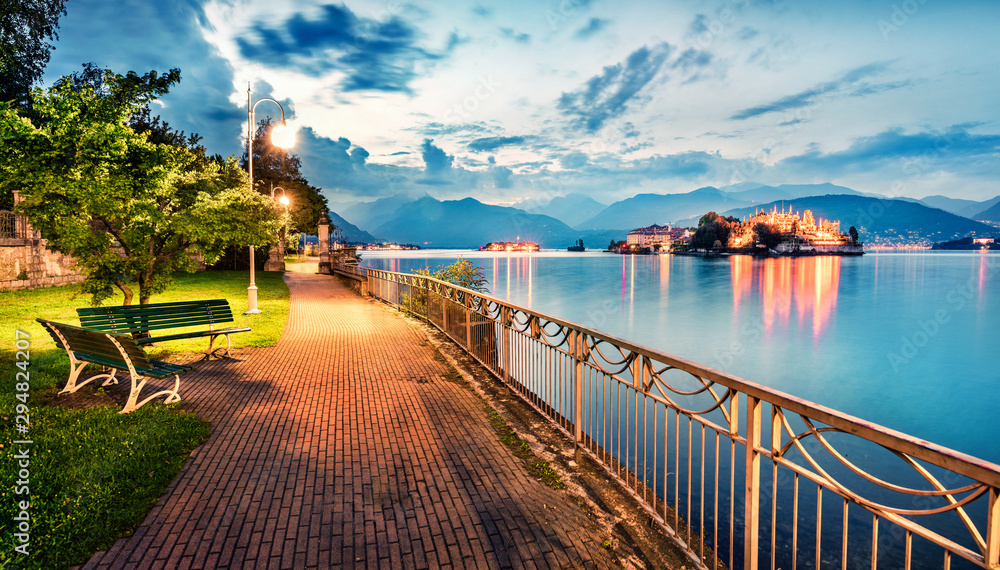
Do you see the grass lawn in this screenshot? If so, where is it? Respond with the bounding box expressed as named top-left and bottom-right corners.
top-left (0, 271), bottom-right (290, 569)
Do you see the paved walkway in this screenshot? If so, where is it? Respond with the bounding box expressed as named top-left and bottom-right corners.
top-left (83, 269), bottom-right (620, 569)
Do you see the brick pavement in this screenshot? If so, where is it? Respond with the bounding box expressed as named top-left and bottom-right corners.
top-left (82, 270), bottom-right (624, 569)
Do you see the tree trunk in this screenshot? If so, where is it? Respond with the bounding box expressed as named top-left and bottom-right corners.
top-left (114, 279), bottom-right (134, 306)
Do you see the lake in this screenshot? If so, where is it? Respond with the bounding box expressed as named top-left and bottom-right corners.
top-left (360, 250), bottom-right (1000, 464)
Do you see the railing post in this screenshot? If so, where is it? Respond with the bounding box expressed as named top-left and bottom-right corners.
top-left (464, 293), bottom-right (472, 351)
top-left (744, 395), bottom-right (762, 570)
top-left (987, 488), bottom-right (1000, 568)
top-left (502, 306), bottom-right (511, 385)
top-left (573, 330), bottom-right (584, 462)
top-left (441, 291), bottom-right (448, 332)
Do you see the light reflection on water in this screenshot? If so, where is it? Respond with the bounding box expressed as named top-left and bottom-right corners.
top-left (360, 250), bottom-right (1000, 463)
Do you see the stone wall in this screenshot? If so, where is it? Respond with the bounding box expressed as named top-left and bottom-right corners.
top-left (0, 238), bottom-right (84, 291)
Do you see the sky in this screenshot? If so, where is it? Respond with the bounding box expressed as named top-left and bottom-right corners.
top-left (42, 0), bottom-right (1000, 208)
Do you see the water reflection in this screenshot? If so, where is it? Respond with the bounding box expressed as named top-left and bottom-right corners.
top-left (730, 255), bottom-right (842, 340)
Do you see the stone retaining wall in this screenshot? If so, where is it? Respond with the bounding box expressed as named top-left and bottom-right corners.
top-left (0, 238), bottom-right (84, 291)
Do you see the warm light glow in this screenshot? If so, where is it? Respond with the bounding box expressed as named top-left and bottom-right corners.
top-left (278, 195), bottom-right (289, 206)
top-left (270, 123), bottom-right (296, 148)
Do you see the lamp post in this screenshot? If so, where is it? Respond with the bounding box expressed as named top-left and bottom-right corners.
top-left (245, 82), bottom-right (295, 315)
top-left (267, 185), bottom-right (291, 271)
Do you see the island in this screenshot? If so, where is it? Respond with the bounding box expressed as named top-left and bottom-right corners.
top-left (480, 241), bottom-right (540, 252)
top-left (689, 208), bottom-right (864, 255)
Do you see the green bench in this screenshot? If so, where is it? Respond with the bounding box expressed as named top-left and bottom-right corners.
top-left (77, 299), bottom-right (250, 359)
top-left (37, 319), bottom-right (195, 414)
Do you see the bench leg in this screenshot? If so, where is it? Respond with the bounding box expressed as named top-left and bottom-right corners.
top-left (119, 373), bottom-right (182, 414)
top-left (59, 357), bottom-right (116, 395)
top-left (203, 334), bottom-right (234, 359)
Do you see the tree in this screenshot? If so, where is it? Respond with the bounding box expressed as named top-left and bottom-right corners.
top-left (691, 212), bottom-right (734, 249)
top-left (0, 0), bottom-right (68, 109)
top-left (241, 117), bottom-right (329, 236)
top-left (849, 226), bottom-right (859, 244)
top-left (414, 259), bottom-right (489, 292)
top-left (0, 67), bottom-right (285, 305)
top-left (753, 223), bottom-right (784, 249)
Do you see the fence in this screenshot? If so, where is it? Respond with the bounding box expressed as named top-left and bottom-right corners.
top-left (352, 265), bottom-right (1000, 570)
top-left (0, 210), bottom-right (30, 239)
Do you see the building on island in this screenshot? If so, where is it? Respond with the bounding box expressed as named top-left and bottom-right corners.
top-left (480, 241), bottom-right (540, 252)
top-left (625, 224), bottom-right (692, 252)
top-left (726, 206), bottom-right (859, 254)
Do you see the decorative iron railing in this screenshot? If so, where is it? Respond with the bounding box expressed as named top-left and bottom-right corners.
top-left (0, 210), bottom-right (29, 239)
top-left (352, 264), bottom-right (1000, 570)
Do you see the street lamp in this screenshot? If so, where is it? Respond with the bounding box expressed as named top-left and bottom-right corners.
top-left (271, 185), bottom-right (290, 265)
top-left (245, 82), bottom-right (295, 315)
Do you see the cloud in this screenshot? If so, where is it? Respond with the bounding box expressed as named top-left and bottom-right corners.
top-left (558, 42), bottom-right (672, 133)
top-left (421, 138), bottom-right (454, 177)
top-left (730, 62), bottom-right (902, 120)
top-left (561, 151), bottom-right (589, 169)
top-left (776, 126), bottom-right (1000, 176)
top-left (488, 156), bottom-right (514, 188)
top-left (673, 48), bottom-right (713, 72)
top-left (499, 27), bottom-right (531, 44)
top-left (467, 136), bottom-right (528, 153)
top-left (236, 4), bottom-right (441, 93)
top-left (688, 14), bottom-right (709, 35)
top-left (409, 121), bottom-right (492, 137)
top-left (574, 18), bottom-right (610, 40)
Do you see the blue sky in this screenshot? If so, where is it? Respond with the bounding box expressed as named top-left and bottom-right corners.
top-left (43, 0), bottom-right (1000, 206)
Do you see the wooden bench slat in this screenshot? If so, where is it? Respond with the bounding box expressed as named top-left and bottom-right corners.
top-left (135, 326), bottom-right (251, 344)
top-left (76, 298), bottom-right (249, 358)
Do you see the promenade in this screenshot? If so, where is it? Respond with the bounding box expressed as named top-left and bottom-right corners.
top-left (81, 265), bottom-right (678, 569)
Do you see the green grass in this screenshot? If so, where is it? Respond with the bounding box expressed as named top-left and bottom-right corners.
top-left (0, 271), bottom-right (290, 568)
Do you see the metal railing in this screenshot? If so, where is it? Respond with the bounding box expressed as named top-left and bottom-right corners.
top-left (0, 210), bottom-right (29, 239)
top-left (354, 265), bottom-right (1000, 570)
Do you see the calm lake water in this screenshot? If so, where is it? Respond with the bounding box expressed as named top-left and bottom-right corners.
top-left (361, 250), bottom-right (1000, 464)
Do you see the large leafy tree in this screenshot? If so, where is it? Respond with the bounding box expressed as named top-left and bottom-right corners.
top-left (0, 0), bottom-right (68, 109)
top-left (241, 116), bottom-right (329, 236)
top-left (0, 67), bottom-right (285, 305)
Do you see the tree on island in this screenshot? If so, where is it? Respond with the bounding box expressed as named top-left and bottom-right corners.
top-left (753, 222), bottom-right (784, 250)
top-left (849, 226), bottom-right (859, 244)
top-left (692, 212), bottom-right (737, 249)
top-left (0, 66), bottom-right (285, 305)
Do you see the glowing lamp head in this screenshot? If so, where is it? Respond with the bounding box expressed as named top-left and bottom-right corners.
top-left (270, 122), bottom-right (296, 149)
top-left (278, 195), bottom-right (290, 206)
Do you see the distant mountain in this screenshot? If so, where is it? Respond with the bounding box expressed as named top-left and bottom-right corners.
top-left (722, 183), bottom-right (868, 205)
top-left (973, 201), bottom-right (1000, 222)
top-left (576, 187), bottom-right (750, 230)
top-left (371, 196), bottom-right (622, 249)
top-left (341, 193), bottom-right (429, 231)
top-left (515, 193), bottom-right (607, 227)
top-left (327, 210), bottom-right (380, 244)
top-left (677, 195), bottom-right (995, 244)
top-left (919, 195), bottom-right (983, 216)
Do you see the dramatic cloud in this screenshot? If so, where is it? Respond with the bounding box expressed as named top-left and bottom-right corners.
top-left (730, 62), bottom-right (905, 121)
top-left (47, 0), bottom-right (1000, 203)
top-left (420, 139), bottom-right (455, 184)
top-left (558, 43), bottom-right (672, 133)
top-left (236, 4), bottom-right (441, 92)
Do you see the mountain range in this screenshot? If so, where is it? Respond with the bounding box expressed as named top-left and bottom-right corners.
top-left (327, 183), bottom-right (998, 248)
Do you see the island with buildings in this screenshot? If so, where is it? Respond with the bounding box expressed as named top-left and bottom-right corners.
top-left (619, 207), bottom-right (864, 256)
top-left (480, 240), bottom-right (540, 252)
